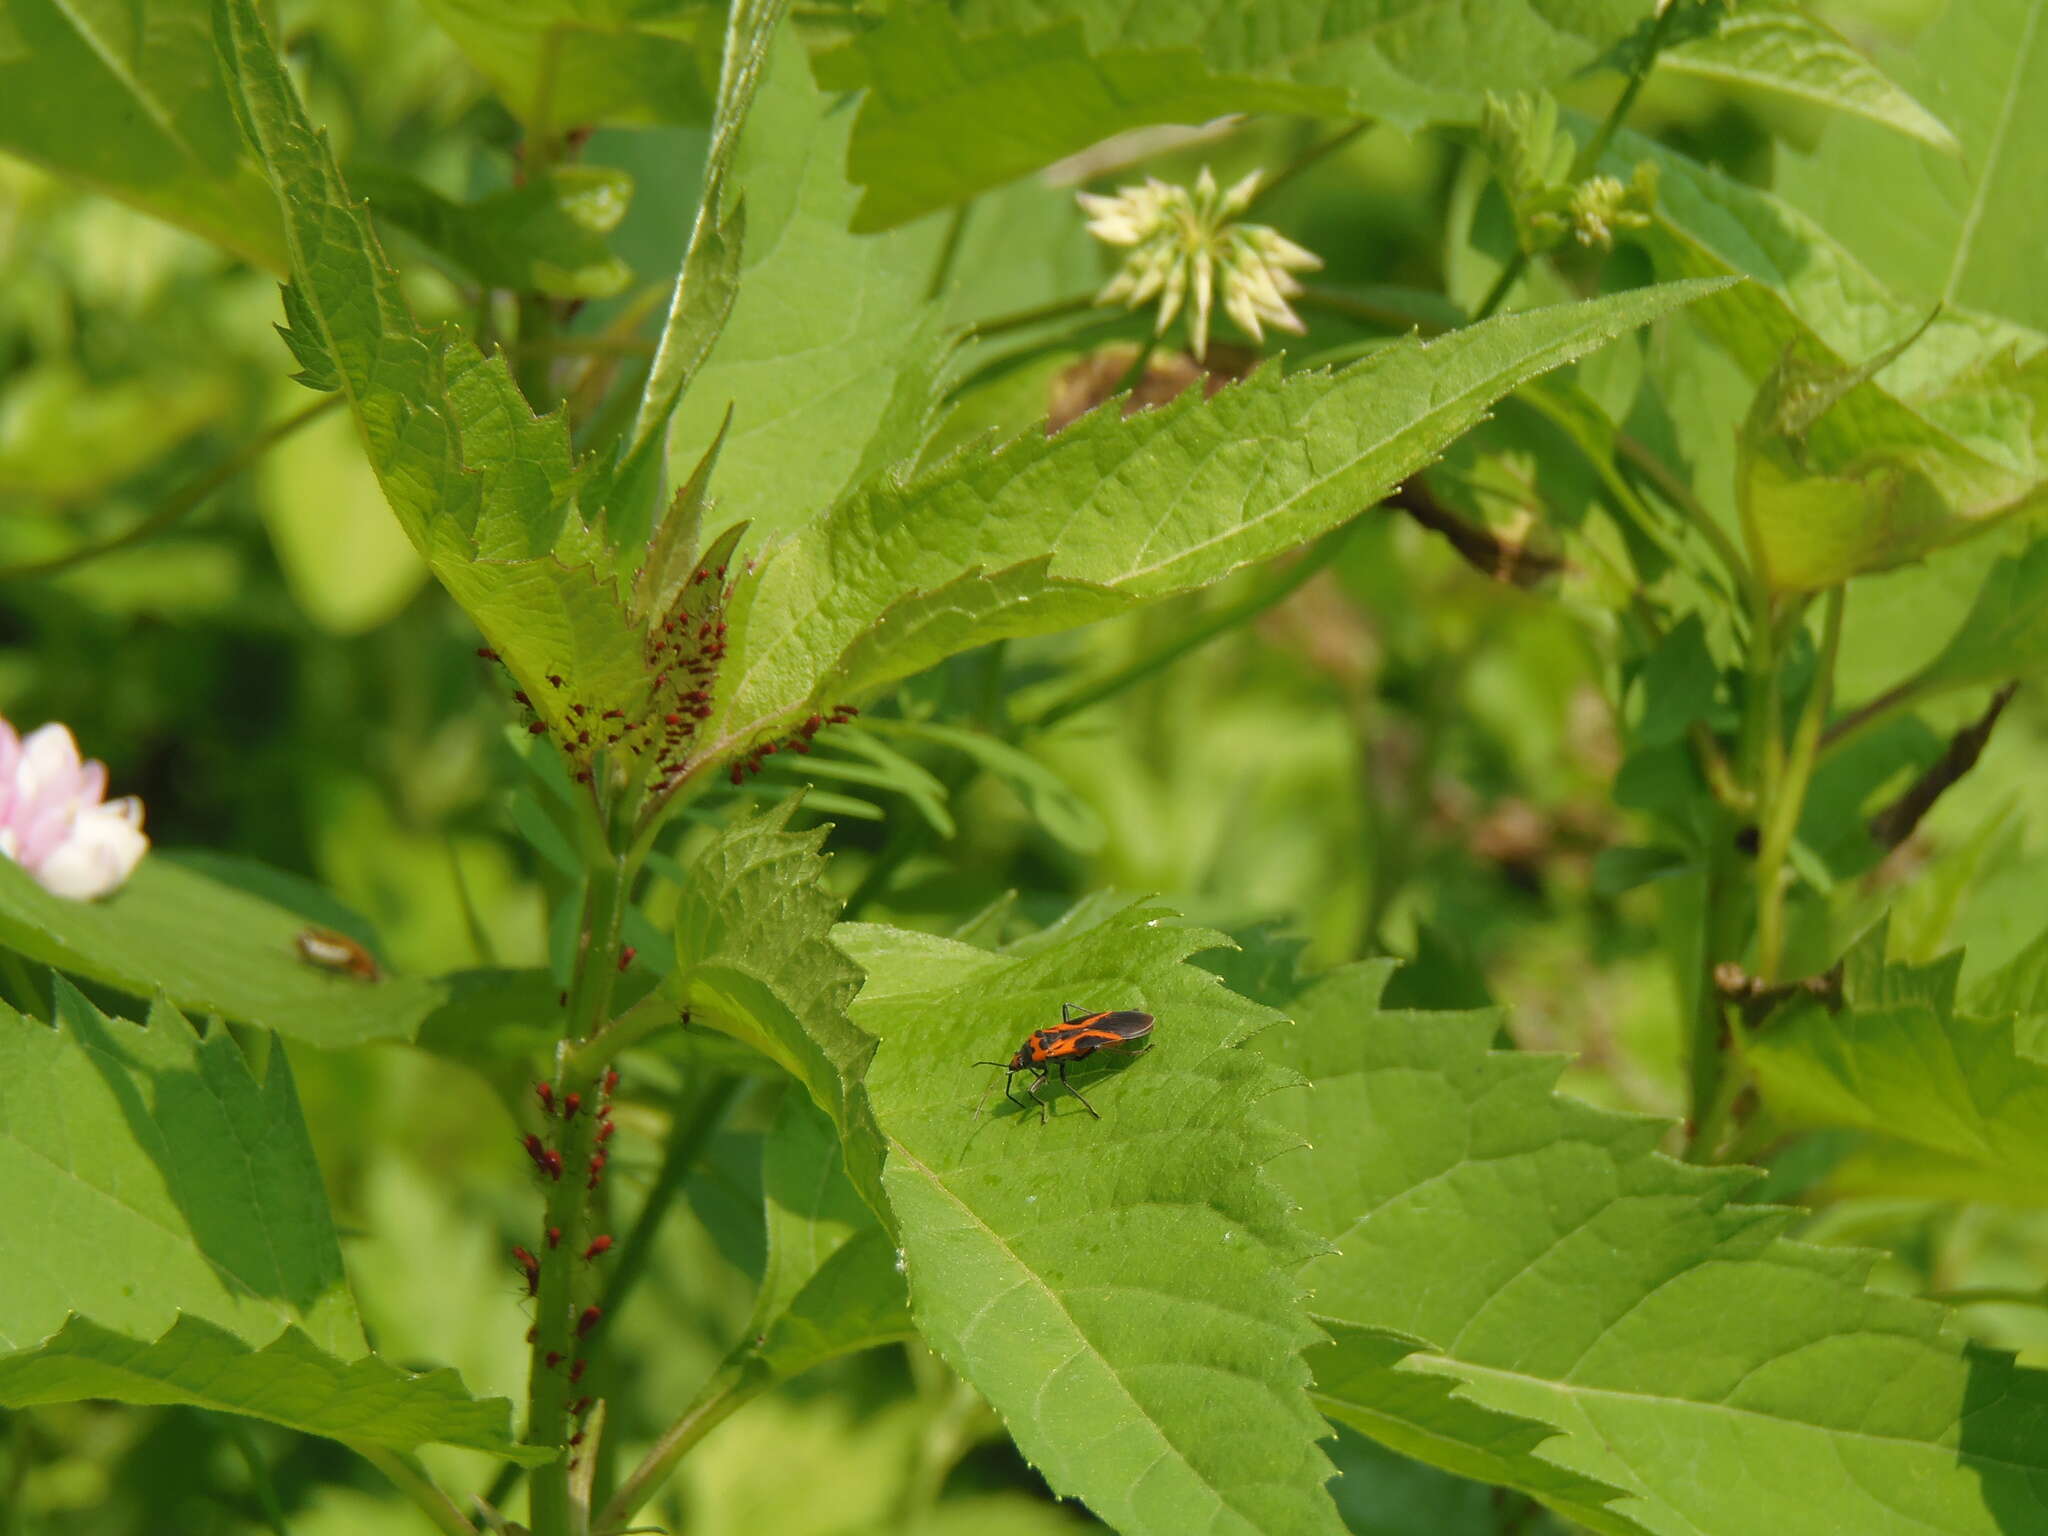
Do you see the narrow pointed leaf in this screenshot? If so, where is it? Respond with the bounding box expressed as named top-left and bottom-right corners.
top-left (702, 283), bottom-right (1728, 760)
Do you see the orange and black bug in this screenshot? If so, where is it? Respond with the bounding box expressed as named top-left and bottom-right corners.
top-left (975, 1004), bottom-right (1155, 1123)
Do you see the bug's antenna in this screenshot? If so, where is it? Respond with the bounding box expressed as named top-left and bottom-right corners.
top-left (972, 1065), bottom-right (1009, 1117)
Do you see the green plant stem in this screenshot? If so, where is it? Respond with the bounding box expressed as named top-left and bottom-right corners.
top-left (356, 1447), bottom-right (476, 1536)
top-left (598, 1075), bottom-right (743, 1322)
top-left (1027, 520), bottom-right (1356, 732)
top-left (962, 292), bottom-right (1095, 341)
top-left (527, 853), bottom-right (634, 1536)
top-left (1685, 825), bottom-right (1747, 1163)
top-left (596, 1350), bottom-right (775, 1534)
top-left (1610, 428), bottom-right (1755, 600)
top-left (1820, 676), bottom-right (1924, 754)
top-left (1753, 588), bottom-right (1842, 983)
top-left (0, 394), bottom-right (341, 582)
top-left (1297, 284), bottom-right (1447, 335)
top-left (224, 1419), bottom-right (291, 1536)
top-left (1246, 120), bottom-right (1369, 212)
top-left (892, 1373), bottom-right (990, 1529)
top-left (1926, 1285), bottom-right (2048, 1310)
top-left (1470, 254), bottom-right (1529, 323)
top-left (1472, 1), bottom-right (1679, 325)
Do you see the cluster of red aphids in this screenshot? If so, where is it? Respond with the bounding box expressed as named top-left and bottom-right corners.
top-left (726, 704), bottom-right (861, 787)
top-left (472, 554), bottom-right (737, 787)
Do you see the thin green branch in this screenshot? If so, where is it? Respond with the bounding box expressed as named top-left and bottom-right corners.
top-left (1246, 120), bottom-right (1370, 213)
top-left (0, 395), bottom-right (341, 582)
top-left (1754, 588), bottom-right (1843, 983)
top-left (596, 1351), bottom-right (774, 1534)
top-left (1026, 520), bottom-right (1356, 732)
top-left (355, 1447), bottom-right (476, 1536)
top-left (597, 1076), bottom-right (744, 1322)
top-left (224, 1419), bottom-right (292, 1536)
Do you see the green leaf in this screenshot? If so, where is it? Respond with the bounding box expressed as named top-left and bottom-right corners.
top-left (1889, 530), bottom-right (2048, 701)
top-left (0, 986), bottom-right (543, 1461)
top-left (0, 1314), bottom-right (551, 1462)
top-left (355, 164), bottom-right (634, 299)
top-left (819, 0), bottom-right (1646, 228)
top-left (413, 0), bottom-right (715, 127)
top-left (0, 0), bottom-right (284, 269)
top-left (1259, 960), bottom-right (2048, 1535)
top-left (0, 986), bottom-right (356, 1353)
top-left (879, 719), bottom-right (1105, 853)
top-left (1777, 0), bottom-right (2048, 332)
top-left (704, 282), bottom-right (1729, 758)
top-left (1608, 128), bottom-right (2048, 588)
top-left (747, 1091), bottom-right (913, 1381)
top-left (1659, 5), bottom-right (1957, 151)
top-left (217, 0), bottom-right (666, 750)
top-left (0, 850), bottom-right (554, 1048)
top-left (837, 905), bottom-right (1343, 1536)
top-left (661, 28), bottom-right (950, 547)
top-left (1746, 923), bottom-right (2048, 1200)
top-left (671, 801), bottom-right (887, 1213)
top-left (1309, 1323), bottom-right (1639, 1535)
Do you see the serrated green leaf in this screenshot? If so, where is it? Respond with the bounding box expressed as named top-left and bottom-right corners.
top-left (838, 906), bottom-right (1343, 1536)
top-left (1777, 0), bottom-right (2048, 333)
top-left (1746, 923), bottom-right (2048, 1200)
top-left (1260, 959), bottom-right (2048, 1536)
top-left (355, 164), bottom-right (634, 299)
top-left (0, 986), bottom-right (357, 1353)
top-left (1891, 530), bottom-right (2048, 700)
top-left (820, 0), bottom-right (1645, 228)
top-left (1308, 1323), bottom-right (1641, 1535)
top-left (217, 0), bottom-right (665, 748)
top-left (0, 850), bottom-right (553, 1048)
top-left (414, 0), bottom-right (716, 127)
top-left (703, 283), bottom-right (1727, 758)
top-left (0, 1314), bottom-right (550, 1463)
top-left (661, 28), bottom-right (949, 547)
top-left (0, 986), bottom-right (543, 1460)
top-left (671, 801), bottom-right (887, 1212)
top-left (1608, 127), bottom-right (2048, 588)
top-left (0, 0), bottom-right (284, 268)
top-left (748, 1091), bottom-right (913, 1380)
top-left (1659, 5), bottom-right (1956, 150)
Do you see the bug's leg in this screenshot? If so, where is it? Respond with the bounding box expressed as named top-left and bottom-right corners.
top-left (1058, 1060), bottom-right (1100, 1119)
top-left (1003, 1071), bottom-right (1031, 1117)
top-left (1025, 1068), bottom-right (1052, 1124)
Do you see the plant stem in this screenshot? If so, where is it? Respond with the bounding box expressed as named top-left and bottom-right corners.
top-left (526, 852), bottom-right (634, 1536)
top-left (962, 292), bottom-right (1095, 341)
top-left (1246, 120), bottom-right (1369, 212)
top-left (1753, 588), bottom-right (1842, 983)
top-left (598, 1076), bottom-right (743, 1322)
top-left (1027, 520), bottom-right (1356, 731)
top-left (356, 1447), bottom-right (476, 1536)
top-left (0, 395), bottom-right (341, 582)
top-left (1685, 824), bottom-right (1746, 1162)
top-left (225, 1419), bottom-right (291, 1536)
top-left (1471, 1), bottom-right (1679, 325)
top-left (892, 1373), bottom-right (990, 1529)
top-left (595, 1350), bottom-right (775, 1534)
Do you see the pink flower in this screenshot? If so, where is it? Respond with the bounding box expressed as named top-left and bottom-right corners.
top-left (0, 718), bottom-right (148, 899)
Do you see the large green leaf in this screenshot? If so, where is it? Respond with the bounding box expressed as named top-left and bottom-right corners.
top-left (0, 0), bottom-right (283, 268)
top-left (837, 905), bottom-right (1342, 1536)
top-left (1658, 5), bottom-right (1955, 150)
top-left (1885, 530), bottom-right (2048, 702)
top-left (1745, 925), bottom-right (2048, 1201)
top-left (0, 1314), bottom-right (550, 1461)
top-left (661, 28), bottom-right (950, 547)
top-left (671, 801), bottom-right (887, 1213)
top-left (1610, 128), bottom-right (2048, 588)
top-left (1259, 960), bottom-right (2048, 1535)
top-left (747, 1090), bottom-right (913, 1381)
top-left (1778, 0), bottom-right (2048, 333)
top-left (0, 850), bottom-right (553, 1048)
top-left (813, 6), bottom-right (1334, 232)
top-left (414, 0), bottom-right (716, 127)
top-left (0, 987), bottom-right (543, 1461)
top-left (697, 282), bottom-right (1726, 757)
